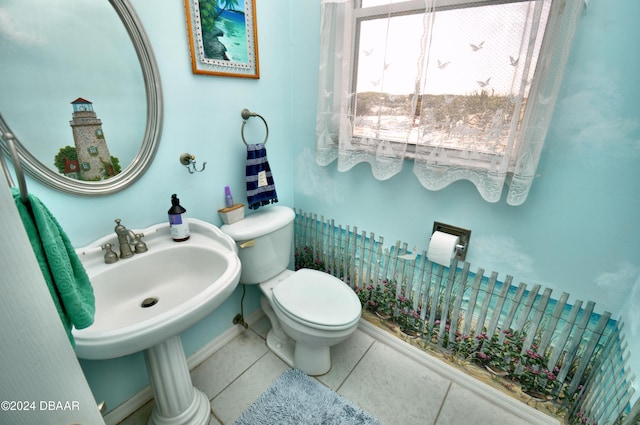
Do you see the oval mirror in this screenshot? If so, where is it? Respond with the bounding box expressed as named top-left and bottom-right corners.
top-left (0, 0), bottom-right (162, 196)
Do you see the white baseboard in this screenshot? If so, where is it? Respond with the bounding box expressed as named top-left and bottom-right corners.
top-left (103, 309), bottom-right (265, 425)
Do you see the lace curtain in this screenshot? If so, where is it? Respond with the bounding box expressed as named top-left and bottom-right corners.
top-left (315, 0), bottom-right (584, 205)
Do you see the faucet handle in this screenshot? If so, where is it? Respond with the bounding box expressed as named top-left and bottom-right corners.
top-left (132, 233), bottom-right (148, 254)
top-left (102, 243), bottom-right (119, 264)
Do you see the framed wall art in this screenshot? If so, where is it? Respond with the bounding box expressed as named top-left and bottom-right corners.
top-left (184, 0), bottom-right (260, 78)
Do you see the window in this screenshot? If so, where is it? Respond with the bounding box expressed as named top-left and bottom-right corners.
top-left (316, 0), bottom-right (584, 205)
top-left (353, 0), bottom-right (549, 152)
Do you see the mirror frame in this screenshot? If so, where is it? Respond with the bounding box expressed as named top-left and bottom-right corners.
top-left (0, 0), bottom-right (162, 196)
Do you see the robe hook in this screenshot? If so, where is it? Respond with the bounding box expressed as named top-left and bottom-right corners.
top-left (179, 153), bottom-right (206, 174)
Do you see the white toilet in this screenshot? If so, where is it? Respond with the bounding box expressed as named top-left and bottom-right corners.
top-left (220, 206), bottom-right (361, 375)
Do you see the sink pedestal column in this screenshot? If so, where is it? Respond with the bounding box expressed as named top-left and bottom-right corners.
top-left (144, 335), bottom-right (211, 425)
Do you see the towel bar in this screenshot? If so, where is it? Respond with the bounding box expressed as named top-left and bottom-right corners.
top-left (240, 108), bottom-right (269, 146)
top-left (2, 131), bottom-right (29, 204)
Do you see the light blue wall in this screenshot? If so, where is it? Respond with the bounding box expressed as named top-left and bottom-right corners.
top-left (7, 0), bottom-right (294, 413)
top-left (38, 0), bottom-right (295, 246)
top-left (5, 0), bottom-right (640, 414)
top-left (290, 0), bottom-right (640, 395)
top-left (293, 0), bottom-right (640, 314)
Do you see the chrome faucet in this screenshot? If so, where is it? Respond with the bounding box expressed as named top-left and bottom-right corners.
top-left (114, 219), bottom-right (134, 258)
top-left (113, 219), bottom-right (147, 260)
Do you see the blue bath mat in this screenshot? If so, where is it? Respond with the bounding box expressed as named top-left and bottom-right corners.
top-left (234, 368), bottom-right (381, 425)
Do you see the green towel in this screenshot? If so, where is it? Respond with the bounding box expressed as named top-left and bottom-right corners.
top-left (12, 188), bottom-right (95, 346)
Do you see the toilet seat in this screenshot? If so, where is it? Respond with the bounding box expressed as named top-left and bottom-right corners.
top-left (272, 269), bottom-right (361, 330)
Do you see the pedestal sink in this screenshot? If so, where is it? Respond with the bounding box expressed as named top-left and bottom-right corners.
top-left (73, 218), bottom-right (241, 425)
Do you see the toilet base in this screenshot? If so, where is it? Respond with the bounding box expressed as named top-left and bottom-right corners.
top-left (266, 329), bottom-right (331, 376)
top-left (294, 342), bottom-right (331, 376)
top-left (266, 328), bottom-right (295, 367)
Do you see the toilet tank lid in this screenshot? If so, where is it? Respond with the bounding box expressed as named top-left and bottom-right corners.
top-left (220, 206), bottom-right (295, 241)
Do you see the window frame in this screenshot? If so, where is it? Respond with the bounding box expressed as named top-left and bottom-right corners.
top-left (347, 0), bottom-right (551, 172)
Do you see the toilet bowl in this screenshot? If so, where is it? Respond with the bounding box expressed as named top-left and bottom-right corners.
top-left (220, 206), bottom-right (362, 375)
top-left (260, 268), bottom-right (361, 375)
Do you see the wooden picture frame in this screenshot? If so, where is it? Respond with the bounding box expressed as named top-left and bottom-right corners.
top-left (184, 0), bottom-right (259, 78)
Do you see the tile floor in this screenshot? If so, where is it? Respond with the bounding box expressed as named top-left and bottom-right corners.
top-left (117, 316), bottom-right (556, 425)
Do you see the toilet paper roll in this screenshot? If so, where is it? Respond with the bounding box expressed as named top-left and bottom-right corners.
top-left (427, 231), bottom-right (460, 266)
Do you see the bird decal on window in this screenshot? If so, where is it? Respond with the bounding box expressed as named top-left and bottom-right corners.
top-left (477, 78), bottom-right (491, 88)
top-left (470, 41), bottom-right (485, 51)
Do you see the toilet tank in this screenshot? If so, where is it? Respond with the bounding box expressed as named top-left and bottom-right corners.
top-left (220, 206), bottom-right (295, 284)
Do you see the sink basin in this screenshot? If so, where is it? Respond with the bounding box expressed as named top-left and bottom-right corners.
top-left (73, 218), bottom-right (242, 425)
top-left (74, 218), bottom-right (241, 360)
top-left (86, 245), bottom-right (229, 334)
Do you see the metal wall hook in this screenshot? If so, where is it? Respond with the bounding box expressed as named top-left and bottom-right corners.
top-left (179, 153), bottom-right (206, 174)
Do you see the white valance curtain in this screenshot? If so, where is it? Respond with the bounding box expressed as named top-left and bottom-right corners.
top-left (315, 0), bottom-right (584, 205)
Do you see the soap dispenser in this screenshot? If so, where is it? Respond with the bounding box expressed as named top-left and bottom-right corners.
top-left (168, 194), bottom-right (190, 242)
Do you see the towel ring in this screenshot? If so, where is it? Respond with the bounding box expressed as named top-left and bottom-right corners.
top-left (240, 108), bottom-right (269, 146)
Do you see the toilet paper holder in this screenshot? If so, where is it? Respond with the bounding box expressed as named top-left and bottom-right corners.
top-left (431, 222), bottom-right (471, 261)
